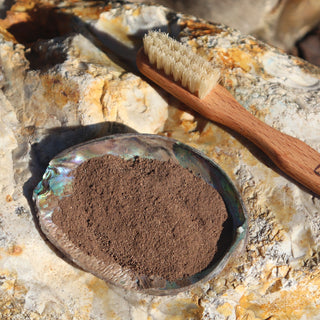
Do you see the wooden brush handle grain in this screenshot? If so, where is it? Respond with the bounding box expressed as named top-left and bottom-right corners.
top-left (137, 49), bottom-right (320, 195)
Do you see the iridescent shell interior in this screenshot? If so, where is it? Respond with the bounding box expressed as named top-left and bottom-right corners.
top-left (33, 133), bottom-right (247, 295)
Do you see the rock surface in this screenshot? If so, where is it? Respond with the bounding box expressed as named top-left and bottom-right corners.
top-left (0, 1), bottom-right (320, 319)
top-left (133, 0), bottom-right (320, 52)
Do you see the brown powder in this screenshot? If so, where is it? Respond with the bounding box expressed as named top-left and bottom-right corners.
top-left (53, 154), bottom-right (228, 281)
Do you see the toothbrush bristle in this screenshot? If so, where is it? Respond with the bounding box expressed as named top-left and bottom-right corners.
top-left (143, 31), bottom-right (220, 99)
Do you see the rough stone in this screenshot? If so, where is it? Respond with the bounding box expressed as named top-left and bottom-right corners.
top-left (0, 1), bottom-right (320, 319)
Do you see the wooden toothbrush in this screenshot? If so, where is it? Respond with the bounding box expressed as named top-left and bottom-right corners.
top-left (136, 31), bottom-right (320, 196)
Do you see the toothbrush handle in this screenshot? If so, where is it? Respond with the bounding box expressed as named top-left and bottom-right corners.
top-left (137, 49), bottom-right (320, 195)
top-left (203, 85), bottom-right (320, 195)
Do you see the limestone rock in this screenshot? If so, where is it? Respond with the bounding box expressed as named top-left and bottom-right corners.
top-left (0, 1), bottom-right (320, 319)
top-left (133, 0), bottom-right (320, 51)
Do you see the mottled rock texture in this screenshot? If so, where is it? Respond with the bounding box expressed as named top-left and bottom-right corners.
top-left (0, 1), bottom-right (320, 319)
top-left (133, 0), bottom-right (320, 51)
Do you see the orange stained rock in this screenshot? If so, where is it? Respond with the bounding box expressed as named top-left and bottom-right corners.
top-left (181, 20), bottom-right (224, 37)
top-left (248, 104), bottom-right (269, 121)
top-left (139, 299), bottom-right (147, 306)
top-left (150, 301), bottom-right (161, 309)
top-left (132, 7), bottom-right (141, 16)
top-left (5, 195), bottom-right (13, 202)
top-left (265, 184), bottom-right (298, 232)
top-left (216, 302), bottom-right (233, 317)
top-left (0, 0), bottom-right (40, 29)
top-left (0, 10), bottom-right (30, 30)
top-left (0, 25), bottom-right (17, 42)
top-left (235, 307), bottom-right (261, 320)
top-left (180, 119), bottom-right (197, 133)
top-left (6, 0), bottom-right (40, 12)
top-left (86, 276), bottom-right (109, 295)
top-left (40, 74), bottom-right (80, 110)
top-left (217, 48), bottom-right (260, 74)
top-left (95, 13), bottom-right (131, 45)
top-left (67, 2), bottom-right (111, 19)
top-left (7, 245), bottom-right (23, 256)
top-left (237, 273), bottom-right (320, 319)
top-left (1, 0), bottom-right (110, 25)
top-left (163, 297), bottom-right (204, 320)
top-left (0, 1), bottom-right (75, 45)
top-left (86, 277), bottom-right (121, 319)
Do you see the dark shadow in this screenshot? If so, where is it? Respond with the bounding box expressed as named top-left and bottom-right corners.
top-left (88, 25), bottom-right (165, 67)
top-left (25, 36), bottom-right (69, 71)
top-left (0, 0), bottom-right (14, 19)
top-left (7, 4), bottom-right (75, 46)
top-left (4, 2), bottom-right (136, 72)
top-left (212, 214), bottom-right (234, 262)
top-left (6, 3), bottom-right (80, 71)
top-left (5, 1), bottom-right (182, 74)
top-left (295, 23), bottom-right (320, 68)
top-left (87, 6), bottom-right (181, 70)
top-left (23, 121), bottom-right (137, 264)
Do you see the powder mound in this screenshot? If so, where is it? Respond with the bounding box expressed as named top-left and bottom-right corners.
top-left (53, 154), bottom-right (228, 281)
